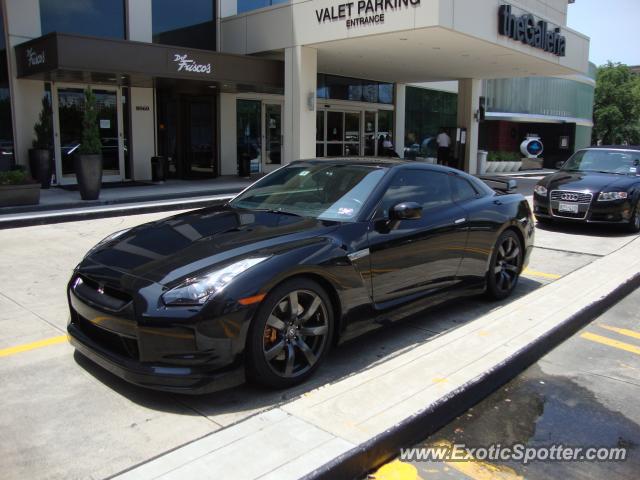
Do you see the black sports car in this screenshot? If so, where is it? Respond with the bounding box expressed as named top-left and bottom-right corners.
top-left (533, 146), bottom-right (640, 232)
top-left (67, 159), bottom-right (534, 393)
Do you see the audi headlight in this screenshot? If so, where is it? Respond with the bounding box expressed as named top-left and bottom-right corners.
top-left (534, 185), bottom-right (548, 197)
top-left (598, 191), bottom-right (628, 201)
top-left (162, 257), bottom-right (269, 306)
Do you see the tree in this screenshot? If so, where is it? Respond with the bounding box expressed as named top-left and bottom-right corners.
top-left (592, 62), bottom-right (640, 145)
top-left (32, 95), bottom-right (53, 149)
top-left (78, 87), bottom-right (102, 155)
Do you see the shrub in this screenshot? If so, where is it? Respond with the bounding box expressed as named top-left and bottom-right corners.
top-left (32, 96), bottom-right (53, 149)
top-left (0, 170), bottom-right (33, 186)
top-left (78, 88), bottom-right (103, 155)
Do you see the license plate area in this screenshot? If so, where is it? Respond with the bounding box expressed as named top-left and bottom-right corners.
top-left (558, 202), bottom-right (579, 213)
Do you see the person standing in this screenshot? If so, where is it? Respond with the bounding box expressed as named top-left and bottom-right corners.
top-left (436, 128), bottom-right (451, 166)
top-left (382, 135), bottom-right (394, 157)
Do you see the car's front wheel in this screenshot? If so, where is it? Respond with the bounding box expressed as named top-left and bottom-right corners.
top-left (627, 200), bottom-right (640, 233)
top-left (246, 278), bottom-right (334, 388)
top-left (486, 230), bottom-right (523, 300)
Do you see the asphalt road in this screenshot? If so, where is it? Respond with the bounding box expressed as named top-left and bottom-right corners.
top-left (0, 204), bottom-right (637, 479)
top-left (376, 287), bottom-right (640, 480)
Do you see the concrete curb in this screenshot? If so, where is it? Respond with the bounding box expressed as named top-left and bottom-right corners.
top-left (303, 271), bottom-right (640, 480)
top-left (0, 194), bottom-right (236, 229)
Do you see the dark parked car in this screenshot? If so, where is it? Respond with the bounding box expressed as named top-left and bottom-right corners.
top-left (533, 146), bottom-right (640, 232)
top-left (67, 159), bottom-right (534, 392)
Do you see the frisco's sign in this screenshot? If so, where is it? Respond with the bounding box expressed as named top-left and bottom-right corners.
top-left (498, 5), bottom-right (566, 57)
top-left (26, 48), bottom-right (46, 67)
top-left (315, 0), bottom-right (420, 28)
top-left (173, 54), bottom-right (212, 74)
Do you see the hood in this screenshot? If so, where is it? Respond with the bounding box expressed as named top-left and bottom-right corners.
top-left (81, 205), bottom-right (340, 285)
top-left (540, 171), bottom-right (638, 192)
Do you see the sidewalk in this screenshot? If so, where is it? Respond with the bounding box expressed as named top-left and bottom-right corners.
top-left (0, 177), bottom-right (251, 228)
top-left (114, 236), bottom-right (640, 480)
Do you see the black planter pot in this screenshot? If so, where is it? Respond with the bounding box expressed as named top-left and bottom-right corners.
top-left (28, 148), bottom-right (52, 189)
top-left (74, 154), bottom-right (103, 200)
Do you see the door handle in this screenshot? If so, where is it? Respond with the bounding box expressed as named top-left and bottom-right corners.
top-left (454, 218), bottom-right (466, 224)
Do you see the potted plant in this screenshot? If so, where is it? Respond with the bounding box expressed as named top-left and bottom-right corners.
top-left (29, 96), bottom-right (53, 189)
top-left (75, 88), bottom-right (103, 200)
top-left (0, 168), bottom-right (40, 207)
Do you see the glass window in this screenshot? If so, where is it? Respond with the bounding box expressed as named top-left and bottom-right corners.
top-left (327, 112), bottom-right (343, 142)
top-left (237, 100), bottom-right (262, 174)
top-left (237, 0), bottom-right (288, 15)
top-left (39, 0), bottom-right (125, 39)
top-left (152, 0), bottom-right (216, 50)
top-left (230, 163), bottom-right (387, 222)
top-left (317, 75), bottom-right (394, 105)
top-left (379, 170), bottom-right (452, 217)
top-left (451, 176), bottom-right (478, 203)
top-left (0, 5), bottom-right (14, 170)
top-left (404, 86), bottom-right (457, 159)
top-left (378, 83), bottom-right (394, 104)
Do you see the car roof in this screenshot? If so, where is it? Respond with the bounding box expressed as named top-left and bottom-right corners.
top-left (583, 146), bottom-right (640, 152)
top-left (293, 157), bottom-right (460, 173)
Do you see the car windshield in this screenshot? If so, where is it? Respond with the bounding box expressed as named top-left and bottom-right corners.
top-left (562, 149), bottom-right (640, 175)
top-left (230, 163), bottom-right (387, 222)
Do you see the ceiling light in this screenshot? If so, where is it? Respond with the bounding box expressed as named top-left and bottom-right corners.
top-left (399, 38), bottom-right (408, 41)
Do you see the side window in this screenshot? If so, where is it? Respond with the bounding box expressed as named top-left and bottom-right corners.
top-left (378, 170), bottom-right (452, 218)
top-left (451, 176), bottom-right (479, 203)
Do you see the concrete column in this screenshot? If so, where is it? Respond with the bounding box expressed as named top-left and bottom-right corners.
top-left (394, 83), bottom-right (406, 158)
top-left (219, 92), bottom-right (238, 175)
top-left (129, 88), bottom-right (155, 181)
top-left (457, 78), bottom-right (481, 174)
top-left (126, 0), bottom-right (152, 42)
top-left (4, 0), bottom-right (43, 169)
top-left (284, 46), bottom-right (317, 164)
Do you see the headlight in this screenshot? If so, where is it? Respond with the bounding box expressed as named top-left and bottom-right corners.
top-left (162, 257), bottom-right (269, 306)
top-left (598, 191), bottom-right (628, 201)
top-left (534, 185), bottom-right (548, 197)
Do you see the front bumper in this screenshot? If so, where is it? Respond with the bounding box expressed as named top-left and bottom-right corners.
top-left (66, 269), bottom-right (254, 394)
top-left (533, 195), bottom-right (634, 224)
top-left (68, 321), bottom-right (244, 394)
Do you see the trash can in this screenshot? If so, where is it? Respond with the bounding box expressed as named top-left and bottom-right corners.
top-left (151, 156), bottom-right (166, 182)
top-left (477, 150), bottom-right (488, 174)
top-left (238, 154), bottom-right (251, 178)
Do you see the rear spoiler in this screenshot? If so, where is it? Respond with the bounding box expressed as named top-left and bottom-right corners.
top-left (478, 176), bottom-right (518, 194)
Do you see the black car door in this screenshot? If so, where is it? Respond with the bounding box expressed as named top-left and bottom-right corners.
top-left (367, 169), bottom-right (469, 304)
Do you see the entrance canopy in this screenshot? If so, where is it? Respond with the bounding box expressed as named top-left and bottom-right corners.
top-left (312, 26), bottom-right (588, 83)
top-left (15, 33), bottom-right (284, 94)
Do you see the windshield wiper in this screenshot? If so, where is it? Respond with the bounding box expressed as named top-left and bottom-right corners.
top-left (255, 208), bottom-right (303, 217)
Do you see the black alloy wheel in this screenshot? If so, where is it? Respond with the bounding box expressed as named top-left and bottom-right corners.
top-left (246, 278), bottom-right (333, 388)
top-left (486, 230), bottom-right (523, 300)
top-left (627, 200), bottom-right (640, 233)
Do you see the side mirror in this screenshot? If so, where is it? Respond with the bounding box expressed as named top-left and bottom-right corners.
top-left (389, 202), bottom-right (423, 220)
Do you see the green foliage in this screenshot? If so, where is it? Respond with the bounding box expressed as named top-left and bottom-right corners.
top-left (593, 62), bottom-right (640, 145)
top-left (0, 169), bottom-right (31, 186)
top-left (488, 151), bottom-right (521, 162)
top-left (32, 96), bottom-right (53, 149)
top-left (78, 88), bottom-right (103, 155)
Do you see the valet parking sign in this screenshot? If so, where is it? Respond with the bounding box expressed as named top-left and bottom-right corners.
top-left (315, 0), bottom-right (420, 28)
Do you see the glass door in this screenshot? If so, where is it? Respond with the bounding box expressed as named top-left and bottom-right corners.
top-left (236, 99), bottom-right (262, 174)
top-left (185, 97), bottom-right (216, 178)
top-left (54, 85), bottom-right (124, 185)
top-left (263, 103), bottom-right (282, 171)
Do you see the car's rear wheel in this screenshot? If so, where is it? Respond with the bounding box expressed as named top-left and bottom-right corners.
top-left (627, 200), bottom-right (640, 233)
top-left (246, 278), bottom-right (334, 388)
top-left (486, 230), bottom-right (523, 300)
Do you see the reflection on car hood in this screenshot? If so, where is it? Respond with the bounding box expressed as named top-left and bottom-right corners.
top-left (540, 171), bottom-right (638, 192)
top-left (81, 205), bottom-right (340, 285)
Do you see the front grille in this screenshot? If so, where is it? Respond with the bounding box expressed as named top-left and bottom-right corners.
top-left (550, 191), bottom-right (593, 203)
top-left (73, 274), bottom-right (132, 311)
top-left (73, 313), bottom-right (139, 360)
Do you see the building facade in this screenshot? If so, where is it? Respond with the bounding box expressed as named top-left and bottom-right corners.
top-left (0, 0), bottom-right (591, 185)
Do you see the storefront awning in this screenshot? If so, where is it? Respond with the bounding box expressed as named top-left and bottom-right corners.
top-left (15, 33), bottom-right (284, 93)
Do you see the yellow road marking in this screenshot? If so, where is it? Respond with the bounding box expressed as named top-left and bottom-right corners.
top-left (0, 335), bottom-right (68, 358)
top-left (370, 460), bottom-right (421, 480)
top-left (598, 324), bottom-right (640, 341)
top-left (523, 268), bottom-right (562, 280)
top-left (432, 440), bottom-right (523, 480)
top-left (580, 332), bottom-right (640, 356)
